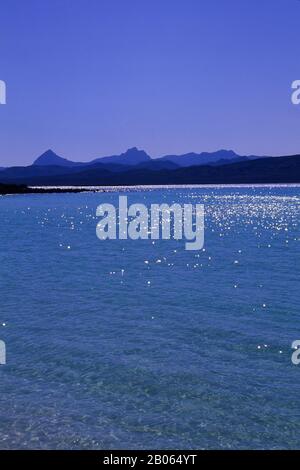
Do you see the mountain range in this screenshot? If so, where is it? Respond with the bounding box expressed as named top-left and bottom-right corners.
top-left (31, 147), bottom-right (249, 168)
top-left (0, 147), bottom-right (299, 185)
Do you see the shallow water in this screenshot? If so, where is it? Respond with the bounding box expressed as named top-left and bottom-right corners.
top-left (0, 185), bottom-right (299, 449)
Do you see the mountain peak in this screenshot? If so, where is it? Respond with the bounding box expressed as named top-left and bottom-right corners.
top-left (33, 150), bottom-right (82, 167)
top-left (33, 150), bottom-right (67, 166)
top-left (93, 147), bottom-right (151, 165)
top-left (122, 147), bottom-right (151, 160)
top-left (213, 149), bottom-right (237, 156)
top-left (159, 149), bottom-right (242, 167)
top-left (38, 149), bottom-right (58, 160)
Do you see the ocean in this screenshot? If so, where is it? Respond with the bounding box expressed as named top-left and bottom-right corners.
top-left (0, 185), bottom-right (299, 449)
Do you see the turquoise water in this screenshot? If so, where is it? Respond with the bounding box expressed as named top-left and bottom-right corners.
top-left (0, 185), bottom-right (299, 449)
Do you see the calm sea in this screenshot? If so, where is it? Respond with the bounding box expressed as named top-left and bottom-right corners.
top-left (0, 185), bottom-right (299, 449)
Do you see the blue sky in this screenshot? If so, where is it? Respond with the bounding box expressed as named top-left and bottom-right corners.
top-left (0, 0), bottom-right (300, 165)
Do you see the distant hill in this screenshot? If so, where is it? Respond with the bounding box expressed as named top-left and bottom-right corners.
top-left (91, 147), bottom-right (151, 166)
top-left (32, 147), bottom-right (151, 168)
top-left (157, 149), bottom-right (250, 167)
top-left (31, 147), bottom-right (255, 169)
top-left (1, 154), bottom-right (299, 186)
top-left (33, 149), bottom-right (84, 167)
top-left (1, 147), bottom-right (299, 186)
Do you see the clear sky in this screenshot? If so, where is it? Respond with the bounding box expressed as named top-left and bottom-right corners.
top-left (1, 0), bottom-right (300, 166)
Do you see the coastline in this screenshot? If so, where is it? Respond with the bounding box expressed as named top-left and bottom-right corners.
top-left (0, 183), bottom-right (97, 195)
top-left (1, 182), bottom-right (300, 195)
top-left (30, 183), bottom-right (300, 190)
